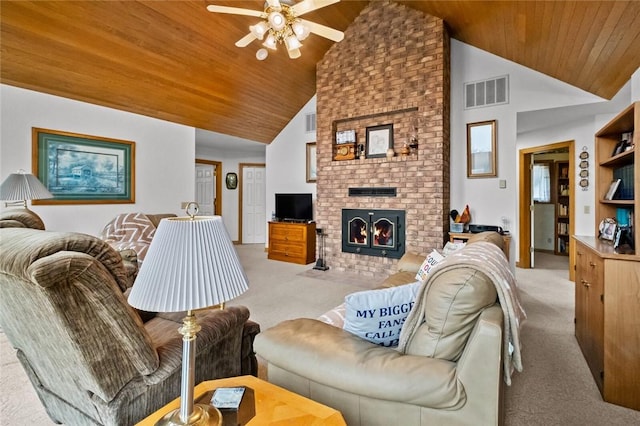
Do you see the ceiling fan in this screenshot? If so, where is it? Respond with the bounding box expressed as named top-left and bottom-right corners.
top-left (206, 0), bottom-right (344, 60)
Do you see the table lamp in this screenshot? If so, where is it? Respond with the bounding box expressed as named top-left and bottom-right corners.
top-left (0, 169), bottom-right (53, 207)
top-left (128, 203), bottom-right (249, 426)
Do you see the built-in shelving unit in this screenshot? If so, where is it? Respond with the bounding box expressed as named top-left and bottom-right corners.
top-left (595, 102), bottom-right (637, 248)
top-left (555, 161), bottom-right (570, 255)
top-left (331, 106), bottom-right (419, 161)
top-left (572, 101), bottom-right (639, 412)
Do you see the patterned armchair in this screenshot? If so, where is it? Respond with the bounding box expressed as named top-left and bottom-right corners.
top-left (0, 227), bottom-right (260, 426)
top-left (100, 212), bottom-right (176, 264)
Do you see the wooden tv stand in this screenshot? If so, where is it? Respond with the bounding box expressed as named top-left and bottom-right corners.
top-left (268, 221), bottom-right (316, 265)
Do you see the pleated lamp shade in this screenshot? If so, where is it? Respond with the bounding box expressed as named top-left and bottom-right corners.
top-left (0, 171), bottom-right (53, 202)
top-left (128, 216), bottom-right (249, 313)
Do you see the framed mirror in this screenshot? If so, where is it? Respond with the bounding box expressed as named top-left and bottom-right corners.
top-left (467, 120), bottom-right (497, 178)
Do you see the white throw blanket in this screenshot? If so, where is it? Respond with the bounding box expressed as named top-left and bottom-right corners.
top-left (397, 241), bottom-right (526, 385)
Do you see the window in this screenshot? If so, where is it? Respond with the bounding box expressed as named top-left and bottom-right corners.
top-left (532, 163), bottom-right (551, 203)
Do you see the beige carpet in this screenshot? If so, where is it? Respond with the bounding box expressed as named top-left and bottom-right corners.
top-left (2, 247), bottom-right (639, 425)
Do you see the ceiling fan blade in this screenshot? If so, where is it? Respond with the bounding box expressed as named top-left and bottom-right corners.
top-left (288, 48), bottom-right (301, 59)
top-left (266, 0), bottom-right (281, 8)
top-left (235, 33), bottom-right (257, 48)
top-left (300, 19), bottom-right (344, 42)
top-left (206, 5), bottom-right (264, 18)
top-left (292, 0), bottom-right (340, 17)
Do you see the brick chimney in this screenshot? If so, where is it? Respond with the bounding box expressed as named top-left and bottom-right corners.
top-left (315, 1), bottom-right (450, 277)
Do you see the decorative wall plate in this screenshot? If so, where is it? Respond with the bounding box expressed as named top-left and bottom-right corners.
top-left (580, 178), bottom-right (589, 188)
top-left (225, 172), bottom-right (238, 190)
top-left (580, 160), bottom-right (589, 169)
top-left (579, 169), bottom-right (589, 178)
top-left (579, 151), bottom-right (589, 159)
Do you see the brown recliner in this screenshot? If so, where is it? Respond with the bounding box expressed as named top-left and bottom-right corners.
top-left (0, 227), bottom-right (259, 426)
top-left (0, 208), bottom-right (46, 230)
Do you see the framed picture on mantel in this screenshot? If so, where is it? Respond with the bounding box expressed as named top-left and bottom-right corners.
top-left (365, 124), bottom-right (393, 158)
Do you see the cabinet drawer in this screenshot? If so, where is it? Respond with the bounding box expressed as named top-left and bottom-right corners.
top-left (270, 226), bottom-right (307, 242)
top-left (269, 241), bottom-right (306, 256)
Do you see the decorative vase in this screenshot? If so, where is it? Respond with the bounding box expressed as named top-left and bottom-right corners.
top-left (386, 148), bottom-right (395, 159)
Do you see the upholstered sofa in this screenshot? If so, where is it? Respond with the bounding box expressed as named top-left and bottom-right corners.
top-left (255, 232), bottom-right (524, 426)
top-left (0, 227), bottom-right (259, 426)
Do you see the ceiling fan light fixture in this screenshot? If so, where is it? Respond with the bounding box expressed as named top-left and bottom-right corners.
top-left (250, 21), bottom-right (269, 39)
top-left (256, 48), bottom-right (269, 60)
top-left (208, 0), bottom-right (344, 61)
top-left (268, 11), bottom-right (286, 30)
top-left (291, 20), bottom-right (309, 40)
top-left (287, 48), bottom-right (301, 59)
top-left (285, 34), bottom-right (302, 51)
top-left (263, 33), bottom-right (277, 50)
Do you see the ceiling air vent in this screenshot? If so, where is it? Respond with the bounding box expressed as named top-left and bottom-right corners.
top-left (464, 75), bottom-right (509, 109)
top-left (305, 113), bottom-right (316, 133)
top-left (348, 187), bottom-right (397, 197)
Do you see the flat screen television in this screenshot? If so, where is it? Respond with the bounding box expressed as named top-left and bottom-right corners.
top-left (275, 193), bottom-right (313, 222)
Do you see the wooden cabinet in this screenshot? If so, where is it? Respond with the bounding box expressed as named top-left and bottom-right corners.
top-left (573, 237), bottom-right (640, 410)
top-left (268, 222), bottom-right (316, 265)
top-left (555, 161), bottom-right (570, 255)
top-left (573, 240), bottom-right (605, 391)
top-left (572, 102), bottom-right (640, 411)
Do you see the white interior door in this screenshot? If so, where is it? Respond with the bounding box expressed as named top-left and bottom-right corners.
top-left (195, 164), bottom-right (215, 216)
top-left (242, 166), bottom-right (266, 244)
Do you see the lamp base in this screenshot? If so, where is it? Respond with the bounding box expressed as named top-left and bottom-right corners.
top-left (156, 404), bottom-right (222, 426)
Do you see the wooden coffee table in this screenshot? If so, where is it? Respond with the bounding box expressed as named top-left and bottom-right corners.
top-left (136, 375), bottom-right (346, 425)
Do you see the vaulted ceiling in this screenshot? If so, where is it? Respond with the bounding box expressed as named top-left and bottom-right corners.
top-left (2, 1), bottom-right (639, 144)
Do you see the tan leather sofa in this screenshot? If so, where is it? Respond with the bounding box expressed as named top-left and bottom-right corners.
top-left (255, 232), bottom-right (511, 426)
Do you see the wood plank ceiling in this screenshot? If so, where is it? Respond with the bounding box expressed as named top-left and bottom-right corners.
top-left (2, 1), bottom-right (639, 144)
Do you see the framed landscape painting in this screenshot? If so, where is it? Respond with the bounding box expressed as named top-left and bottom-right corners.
top-left (32, 128), bottom-right (135, 204)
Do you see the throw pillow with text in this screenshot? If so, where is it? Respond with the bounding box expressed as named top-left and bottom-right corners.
top-left (415, 250), bottom-right (444, 282)
top-left (343, 281), bottom-right (421, 347)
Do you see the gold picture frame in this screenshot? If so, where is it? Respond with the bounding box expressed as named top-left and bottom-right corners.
top-left (467, 120), bottom-right (497, 178)
top-left (32, 128), bottom-right (135, 204)
top-left (306, 142), bottom-right (317, 183)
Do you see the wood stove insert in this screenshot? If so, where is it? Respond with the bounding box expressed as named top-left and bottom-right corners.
top-left (341, 209), bottom-right (405, 258)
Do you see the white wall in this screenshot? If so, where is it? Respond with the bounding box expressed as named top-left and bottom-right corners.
top-left (518, 117), bottom-right (597, 237)
top-left (265, 96), bottom-right (317, 244)
top-left (450, 40), bottom-right (635, 264)
top-left (195, 146), bottom-right (266, 241)
top-left (1, 85), bottom-right (194, 235)
top-left (632, 68), bottom-right (640, 101)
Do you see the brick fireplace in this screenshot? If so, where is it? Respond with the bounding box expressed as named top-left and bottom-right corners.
top-left (315, 1), bottom-right (450, 276)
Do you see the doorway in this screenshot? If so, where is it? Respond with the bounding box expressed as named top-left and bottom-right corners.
top-left (239, 163), bottom-right (266, 244)
top-left (518, 141), bottom-right (575, 281)
top-left (195, 159), bottom-right (222, 216)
